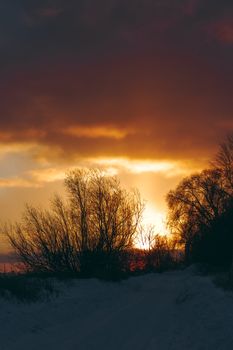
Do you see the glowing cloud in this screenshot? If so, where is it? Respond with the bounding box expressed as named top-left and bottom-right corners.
top-left (89, 157), bottom-right (199, 176)
top-left (62, 125), bottom-right (133, 139)
top-left (0, 178), bottom-right (37, 188)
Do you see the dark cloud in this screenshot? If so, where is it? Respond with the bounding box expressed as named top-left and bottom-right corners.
top-left (0, 0), bottom-right (232, 162)
top-left (1, 0), bottom-right (232, 60)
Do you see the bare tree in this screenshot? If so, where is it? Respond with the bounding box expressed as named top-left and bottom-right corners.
top-left (5, 200), bottom-right (77, 273)
top-left (166, 168), bottom-right (228, 263)
top-left (136, 225), bottom-right (176, 271)
top-left (5, 169), bottom-right (144, 276)
top-left (214, 133), bottom-right (233, 193)
top-left (167, 135), bottom-right (233, 267)
top-left (213, 134), bottom-right (233, 275)
top-left (135, 224), bottom-right (156, 251)
top-left (65, 169), bottom-right (144, 275)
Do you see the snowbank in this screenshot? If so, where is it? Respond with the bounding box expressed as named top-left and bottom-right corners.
top-left (0, 268), bottom-right (233, 350)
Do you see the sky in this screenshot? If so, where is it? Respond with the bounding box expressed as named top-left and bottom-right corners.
top-left (0, 0), bottom-right (232, 251)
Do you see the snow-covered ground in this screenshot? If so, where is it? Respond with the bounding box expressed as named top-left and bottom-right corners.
top-left (1, 267), bottom-right (233, 350)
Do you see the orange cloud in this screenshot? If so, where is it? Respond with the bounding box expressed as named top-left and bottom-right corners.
top-left (0, 178), bottom-right (37, 188)
top-left (62, 125), bottom-right (134, 139)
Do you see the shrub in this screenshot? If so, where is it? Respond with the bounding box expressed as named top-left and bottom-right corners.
top-left (5, 169), bottom-right (144, 277)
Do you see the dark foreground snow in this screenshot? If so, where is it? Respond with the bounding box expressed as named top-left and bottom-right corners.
top-left (1, 268), bottom-right (233, 350)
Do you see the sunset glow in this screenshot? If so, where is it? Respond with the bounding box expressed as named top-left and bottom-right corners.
top-left (0, 3), bottom-right (233, 348)
top-left (0, 0), bottom-right (232, 256)
top-left (63, 126), bottom-right (133, 139)
top-left (142, 205), bottom-right (168, 235)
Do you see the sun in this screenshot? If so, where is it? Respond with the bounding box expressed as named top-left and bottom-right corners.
top-left (142, 204), bottom-right (168, 234)
top-left (134, 204), bottom-right (169, 250)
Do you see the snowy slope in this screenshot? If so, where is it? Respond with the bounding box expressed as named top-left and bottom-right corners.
top-left (0, 268), bottom-right (233, 350)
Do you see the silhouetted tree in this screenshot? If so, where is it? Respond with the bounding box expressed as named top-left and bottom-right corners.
top-left (213, 134), bottom-right (233, 272)
top-left (5, 169), bottom-right (144, 277)
top-left (136, 225), bottom-right (176, 271)
top-left (65, 169), bottom-right (144, 276)
top-left (5, 198), bottom-right (78, 273)
top-left (167, 134), bottom-right (233, 268)
top-left (167, 169), bottom-right (226, 262)
top-left (214, 134), bottom-right (233, 194)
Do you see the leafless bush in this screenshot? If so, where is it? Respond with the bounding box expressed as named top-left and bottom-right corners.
top-left (136, 225), bottom-right (177, 271)
top-left (5, 169), bottom-right (144, 277)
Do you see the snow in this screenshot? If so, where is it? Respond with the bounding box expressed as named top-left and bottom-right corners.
top-left (1, 268), bottom-right (233, 350)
